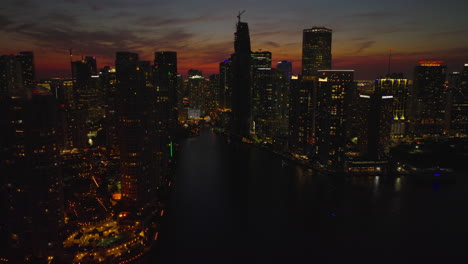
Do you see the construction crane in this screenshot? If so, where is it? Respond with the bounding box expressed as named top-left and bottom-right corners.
top-left (237, 10), bottom-right (245, 22)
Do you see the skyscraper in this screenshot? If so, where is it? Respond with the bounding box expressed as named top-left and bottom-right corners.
top-left (219, 59), bottom-right (232, 110)
top-left (231, 16), bottom-right (252, 138)
top-left (410, 60), bottom-right (447, 137)
top-left (1, 86), bottom-right (64, 263)
top-left (302, 27), bottom-right (332, 77)
top-left (251, 51), bottom-right (272, 70)
top-left (251, 68), bottom-right (279, 141)
top-left (153, 51), bottom-right (177, 116)
top-left (447, 65), bottom-right (468, 136)
top-left (0, 55), bottom-right (23, 95)
top-left (315, 70), bottom-right (354, 168)
top-left (115, 52), bottom-right (157, 204)
top-left (288, 75), bottom-right (313, 155)
top-left (277, 60), bottom-right (292, 81)
top-left (71, 57), bottom-right (103, 131)
top-left (16, 51), bottom-right (35, 88)
top-left (375, 75), bottom-right (409, 139)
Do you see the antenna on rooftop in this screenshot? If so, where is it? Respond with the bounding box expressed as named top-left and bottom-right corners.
top-left (237, 10), bottom-right (245, 23)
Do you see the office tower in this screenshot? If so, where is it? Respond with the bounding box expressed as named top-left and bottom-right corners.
top-left (71, 58), bottom-right (104, 132)
top-left (231, 16), bottom-right (252, 138)
top-left (315, 70), bottom-right (354, 168)
top-left (363, 81), bottom-right (394, 160)
top-left (115, 52), bottom-right (157, 204)
top-left (153, 51), bottom-right (178, 129)
top-left (251, 68), bottom-right (280, 141)
top-left (0, 87), bottom-right (64, 263)
top-left (276, 61), bottom-right (292, 135)
top-left (277, 60), bottom-right (293, 81)
top-left (410, 60), bottom-right (447, 137)
top-left (375, 75), bottom-right (409, 139)
top-left (448, 65), bottom-right (468, 136)
top-left (219, 59), bottom-right (232, 110)
top-left (0, 55), bottom-right (23, 95)
top-left (207, 74), bottom-right (219, 112)
top-left (49, 79), bottom-right (75, 150)
top-left (16, 51), bottom-right (35, 88)
top-left (84, 56), bottom-right (98, 75)
top-left (288, 75), bottom-right (313, 155)
top-left (99, 66), bottom-right (120, 156)
top-left (251, 51), bottom-right (272, 70)
top-left (302, 27), bottom-right (332, 77)
top-left (187, 69), bottom-right (205, 114)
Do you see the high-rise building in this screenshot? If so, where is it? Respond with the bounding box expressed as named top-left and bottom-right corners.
top-left (448, 65), bottom-right (468, 136)
top-left (153, 51), bottom-right (178, 127)
top-left (251, 51), bottom-right (272, 70)
top-left (251, 68), bottom-right (280, 141)
top-left (206, 74), bottom-right (219, 112)
top-left (16, 51), bottom-right (35, 88)
top-left (1, 87), bottom-right (64, 263)
top-left (100, 66), bottom-right (120, 156)
top-left (375, 75), bottom-right (409, 139)
top-left (219, 59), bottom-right (232, 110)
top-left (276, 61), bottom-right (293, 135)
top-left (0, 55), bottom-right (23, 95)
top-left (231, 17), bottom-right (252, 138)
top-left (315, 70), bottom-right (354, 168)
top-left (410, 60), bottom-right (447, 137)
top-left (71, 58), bottom-right (104, 131)
top-left (277, 60), bottom-right (292, 81)
top-left (302, 27), bottom-right (332, 77)
top-left (115, 52), bottom-right (157, 204)
top-left (288, 75), bottom-right (313, 155)
top-left (84, 56), bottom-right (98, 75)
top-left (361, 81), bottom-right (395, 160)
top-left (187, 69), bottom-right (205, 113)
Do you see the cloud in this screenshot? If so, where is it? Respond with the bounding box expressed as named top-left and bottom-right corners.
top-left (263, 41), bottom-right (280, 48)
top-left (63, 0), bottom-right (159, 11)
top-left (344, 11), bottom-right (398, 19)
top-left (0, 18), bottom-right (194, 62)
top-left (133, 14), bottom-right (224, 28)
top-left (252, 31), bottom-right (283, 37)
top-left (355, 40), bottom-right (376, 54)
top-left (430, 29), bottom-right (468, 37)
top-left (0, 15), bottom-right (13, 30)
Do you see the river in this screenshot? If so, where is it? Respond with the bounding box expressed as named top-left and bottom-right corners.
top-left (152, 126), bottom-right (468, 263)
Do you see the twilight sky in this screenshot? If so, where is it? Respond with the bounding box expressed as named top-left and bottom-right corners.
top-left (1, 0), bottom-right (468, 79)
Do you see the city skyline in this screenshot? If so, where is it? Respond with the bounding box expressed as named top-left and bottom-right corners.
top-left (1, 0), bottom-right (468, 79)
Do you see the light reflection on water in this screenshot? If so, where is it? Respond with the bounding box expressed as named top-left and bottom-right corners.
top-left (155, 127), bottom-right (466, 262)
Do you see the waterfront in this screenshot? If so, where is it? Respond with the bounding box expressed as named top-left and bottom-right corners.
top-left (153, 127), bottom-right (468, 262)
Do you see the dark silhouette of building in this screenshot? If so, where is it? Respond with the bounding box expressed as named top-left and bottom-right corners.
top-left (315, 70), bottom-right (354, 169)
top-left (1, 87), bottom-right (64, 263)
top-left (153, 51), bottom-right (178, 129)
top-left (288, 75), bottom-right (313, 155)
top-left (115, 52), bottom-right (157, 204)
top-left (100, 66), bottom-right (120, 156)
top-left (447, 65), bottom-right (468, 136)
top-left (0, 55), bottom-right (23, 95)
top-left (219, 59), bottom-right (232, 110)
top-left (410, 60), bottom-right (447, 137)
top-left (375, 75), bottom-right (409, 139)
top-left (251, 51), bottom-right (272, 70)
top-left (231, 16), bottom-right (252, 138)
top-left (302, 27), bottom-right (332, 77)
top-left (16, 51), bottom-right (35, 89)
top-left (277, 60), bottom-right (292, 81)
top-left (251, 67), bottom-right (280, 141)
top-left (71, 57), bottom-right (104, 132)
